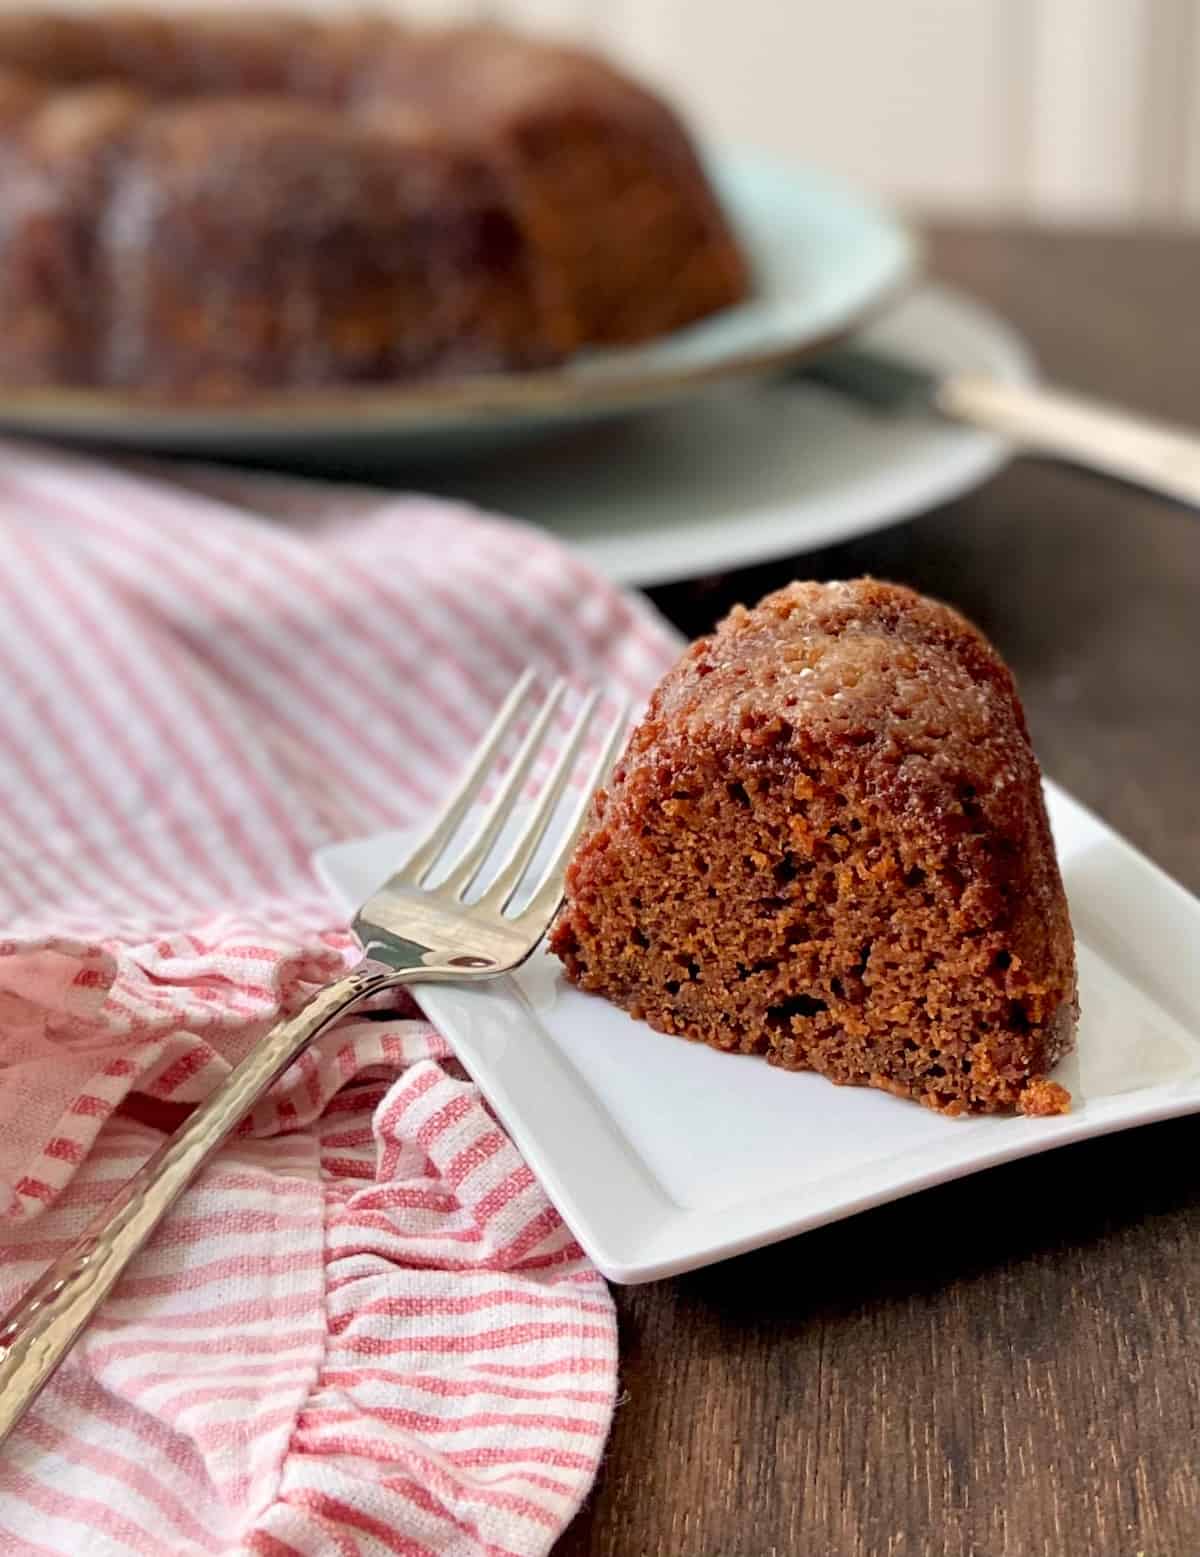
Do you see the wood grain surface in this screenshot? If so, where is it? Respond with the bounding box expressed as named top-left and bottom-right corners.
top-left (555, 230), bottom-right (1200, 1556)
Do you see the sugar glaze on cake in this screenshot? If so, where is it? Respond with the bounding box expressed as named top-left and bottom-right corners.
top-left (551, 579), bottom-right (1078, 1116)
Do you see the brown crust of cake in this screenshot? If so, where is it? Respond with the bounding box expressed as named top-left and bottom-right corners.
top-left (550, 579), bottom-right (1079, 1117)
top-left (360, 25), bottom-right (751, 346)
top-left (0, 12), bottom-right (749, 395)
top-left (95, 99), bottom-right (574, 395)
top-left (0, 76), bottom-right (145, 386)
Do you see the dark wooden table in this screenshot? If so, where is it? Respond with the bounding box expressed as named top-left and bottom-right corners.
top-left (556, 230), bottom-right (1200, 1556)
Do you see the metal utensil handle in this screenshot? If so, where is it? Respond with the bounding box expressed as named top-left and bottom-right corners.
top-left (938, 375), bottom-right (1200, 509)
top-left (0, 961), bottom-right (402, 1447)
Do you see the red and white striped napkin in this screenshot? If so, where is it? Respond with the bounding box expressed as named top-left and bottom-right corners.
top-left (0, 439), bottom-right (679, 1556)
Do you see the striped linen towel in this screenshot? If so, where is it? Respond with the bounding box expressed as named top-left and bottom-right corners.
top-left (0, 439), bottom-right (679, 1557)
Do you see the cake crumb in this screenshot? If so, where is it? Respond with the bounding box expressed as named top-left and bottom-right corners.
top-left (1017, 1078), bottom-right (1071, 1117)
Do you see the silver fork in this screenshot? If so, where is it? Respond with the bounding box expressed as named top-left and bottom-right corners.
top-left (0, 669), bottom-right (626, 1449)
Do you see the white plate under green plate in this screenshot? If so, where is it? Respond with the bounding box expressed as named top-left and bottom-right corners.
top-left (317, 783), bottom-right (1200, 1284)
top-left (0, 151), bottom-right (917, 457)
top-left (423, 282), bottom-right (1032, 587)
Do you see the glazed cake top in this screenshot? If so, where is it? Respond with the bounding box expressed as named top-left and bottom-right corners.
top-left (624, 577), bottom-right (1034, 833)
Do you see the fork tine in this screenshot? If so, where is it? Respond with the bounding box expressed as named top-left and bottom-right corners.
top-left (476, 688), bottom-right (600, 914)
top-left (399, 666), bottom-right (536, 886)
top-left (516, 699), bottom-right (628, 929)
top-left (436, 678), bottom-right (567, 900)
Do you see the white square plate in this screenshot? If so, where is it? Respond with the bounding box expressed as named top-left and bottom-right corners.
top-left (316, 782), bottom-right (1200, 1283)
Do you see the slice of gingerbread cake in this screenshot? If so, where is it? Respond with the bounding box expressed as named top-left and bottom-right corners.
top-left (550, 578), bottom-right (1077, 1116)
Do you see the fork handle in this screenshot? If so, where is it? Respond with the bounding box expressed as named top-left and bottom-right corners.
top-left (938, 375), bottom-right (1200, 509)
top-left (0, 960), bottom-right (405, 1448)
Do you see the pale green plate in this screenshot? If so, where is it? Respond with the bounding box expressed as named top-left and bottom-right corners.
top-left (0, 151), bottom-right (919, 459)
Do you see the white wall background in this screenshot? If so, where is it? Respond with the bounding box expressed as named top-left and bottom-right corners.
top-left (13, 0), bottom-right (1200, 223)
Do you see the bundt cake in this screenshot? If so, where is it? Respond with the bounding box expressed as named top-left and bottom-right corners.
top-left (551, 579), bottom-right (1078, 1117)
top-left (0, 12), bottom-right (749, 397)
